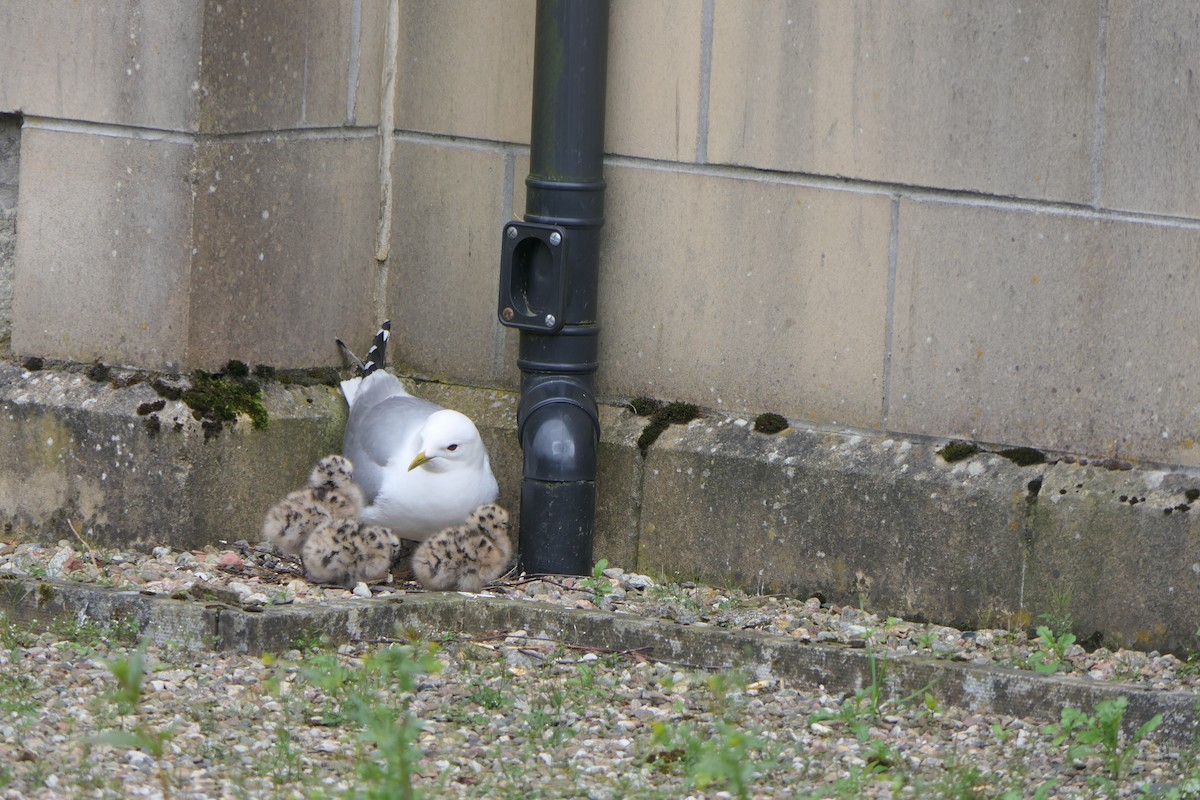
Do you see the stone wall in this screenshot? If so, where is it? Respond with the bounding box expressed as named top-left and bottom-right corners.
top-left (382, 1), bottom-right (1200, 470)
top-left (4, 2), bottom-right (1196, 468)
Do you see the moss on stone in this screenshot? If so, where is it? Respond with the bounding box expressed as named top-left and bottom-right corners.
top-left (182, 369), bottom-right (268, 432)
top-left (151, 377), bottom-right (185, 401)
top-left (938, 441), bottom-right (980, 463)
top-left (997, 447), bottom-right (1047, 467)
top-left (637, 401), bottom-right (701, 455)
top-left (223, 360), bottom-right (250, 378)
top-left (629, 396), bottom-right (663, 417)
top-left (753, 412), bottom-right (789, 434)
top-left (85, 360), bottom-right (111, 383)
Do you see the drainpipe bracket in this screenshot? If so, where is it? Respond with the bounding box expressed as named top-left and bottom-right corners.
top-left (498, 221), bottom-right (568, 333)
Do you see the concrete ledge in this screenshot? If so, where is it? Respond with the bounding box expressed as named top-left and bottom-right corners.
top-left (642, 416), bottom-right (1200, 655)
top-left (3, 362), bottom-right (1200, 654)
top-left (0, 362), bottom-right (345, 550)
top-left (2, 575), bottom-right (1196, 746)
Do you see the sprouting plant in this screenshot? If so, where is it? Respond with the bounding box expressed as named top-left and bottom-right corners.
top-left (1039, 589), bottom-right (1074, 636)
top-left (1027, 625), bottom-right (1077, 674)
top-left (300, 639), bottom-right (441, 800)
top-left (1179, 625), bottom-right (1200, 678)
top-left (106, 642), bottom-right (147, 717)
top-left (650, 719), bottom-right (770, 800)
top-left (1047, 696), bottom-right (1162, 781)
top-left (582, 558), bottom-right (614, 599)
top-left (90, 640), bottom-right (176, 796)
top-left (915, 626), bottom-right (939, 651)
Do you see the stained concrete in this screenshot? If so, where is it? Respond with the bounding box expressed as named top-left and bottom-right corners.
top-left (0, 362), bottom-right (345, 550)
top-left (4, 575), bottom-right (1196, 746)
top-left (3, 363), bottom-right (1200, 655)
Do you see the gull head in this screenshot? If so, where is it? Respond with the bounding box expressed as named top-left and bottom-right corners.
top-left (408, 409), bottom-right (487, 473)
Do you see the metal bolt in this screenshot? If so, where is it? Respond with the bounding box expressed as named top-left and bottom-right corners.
top-left (548, 231), bottom-right (562, 246)
top-left (506, 226), bottom-right (518, 239)
top-left (544, 314), bottom-right (557, 328)
top-left (502, 307), bottom-right (515, 321)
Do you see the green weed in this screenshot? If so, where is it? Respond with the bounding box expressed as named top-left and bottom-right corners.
top-left (1026, 625), bottom-right (1077, 674)
top-left (1047, 696), bottom-right (1162, 782)
top-left (303, 638), bottom-right (441, 800)
top-left (582, 558), bottom-right (614, 599)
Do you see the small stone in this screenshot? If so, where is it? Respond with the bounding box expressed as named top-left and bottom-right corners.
top-left (47, 548), bottom-right (74, 578)
top-left (623, 574), bottom-right (655, 591)
top-left (218, 551), bottom-right (244, 568)
top-left (139, 566), bottom-right (165, 582)
top-left (353, 582), bottom-right (371, 598)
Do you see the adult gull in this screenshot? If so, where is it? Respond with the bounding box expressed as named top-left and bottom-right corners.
top-left (338, 322), bottom-right (499, 541)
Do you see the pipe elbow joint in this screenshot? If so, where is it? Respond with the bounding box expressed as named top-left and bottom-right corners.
top-left (518, 378), bottom-right (600, 482)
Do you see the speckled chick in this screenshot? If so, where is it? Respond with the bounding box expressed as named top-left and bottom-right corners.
top-left (306, 454), bottom-right (365, 518)
top-left (412, 503), bottom-right (513, 592)
top-left (300, 519), bottom-right (401, 588)
top-left (262, 455), bottom-right (365, 556)
top-left (299, 518), bottom-right (359, 587)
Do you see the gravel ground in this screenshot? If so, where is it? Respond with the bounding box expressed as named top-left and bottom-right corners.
top-left (1, 539), bottom-right (1200, 798)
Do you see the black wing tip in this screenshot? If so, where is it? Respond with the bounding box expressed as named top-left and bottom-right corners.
top-left (361, 320), bottom-right (392, 377)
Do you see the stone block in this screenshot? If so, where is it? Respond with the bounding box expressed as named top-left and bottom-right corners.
top-left (0, 363), bottom-right (346, 551)
top-left (1024, 461), bottom-right (1200, 654)
top-left (637, 417), bottom-right (1030, 625)
top-left (386, 140), bottom-right (511, 385)
top-left (393, 0), bottom-right (534, 143)
top-left (597, 163), bottom-right (892, 427)
top-left (606, 0), bottom-right (703, 161)
top-left (0, 580), bottom-right (219, 651)
top-left (889, 199), bottom-right (1200, 466)
top-left (12, 126), bottom-right (194, 368)
top-left (0, 0), bottom-right (204, 131)
top-left (188, 135), bottom-right (381, 369)
top-left (350, 0), bottom-right (391, 126)
top-left (707, 1), bottom-right (1097, 201)
top-left (1103, 1), bottom-right (1200, 216)
top-left (197, 0), bottom-right (365, 132)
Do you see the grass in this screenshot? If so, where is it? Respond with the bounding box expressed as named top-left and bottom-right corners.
top-left (0, 605), bottom-right (1193, 798)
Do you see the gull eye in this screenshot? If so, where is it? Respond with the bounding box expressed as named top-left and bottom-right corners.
top-left (447, 444), bottom-right (459, 452)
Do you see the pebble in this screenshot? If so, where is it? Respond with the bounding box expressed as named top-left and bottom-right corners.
top-left (353, 582), bottom-right (371, 598)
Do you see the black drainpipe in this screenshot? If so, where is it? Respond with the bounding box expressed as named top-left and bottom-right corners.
top-left (498, 0), bottom-right (609, 575)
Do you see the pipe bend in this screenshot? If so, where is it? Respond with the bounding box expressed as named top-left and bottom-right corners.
top-left (518, 379), bottom-right (599, 482)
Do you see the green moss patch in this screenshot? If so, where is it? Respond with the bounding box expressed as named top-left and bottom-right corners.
top-left (938, 441), bottom-right (980, 463)
top-left (180, 362), bottom-right (268, 434)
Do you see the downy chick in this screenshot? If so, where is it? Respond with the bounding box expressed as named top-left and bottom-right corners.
top-left (412, 503), bottom-right (512, 592)
top-left (301, 519), bottom-right (400, 588)
top-left (262, 455), bottom-right (364, 556)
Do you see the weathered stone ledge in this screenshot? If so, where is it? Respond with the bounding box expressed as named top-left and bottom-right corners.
top-left (2, 362), bottom-right (1199, 654)
top-left (2, 575), bottom-right (1195, 746)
